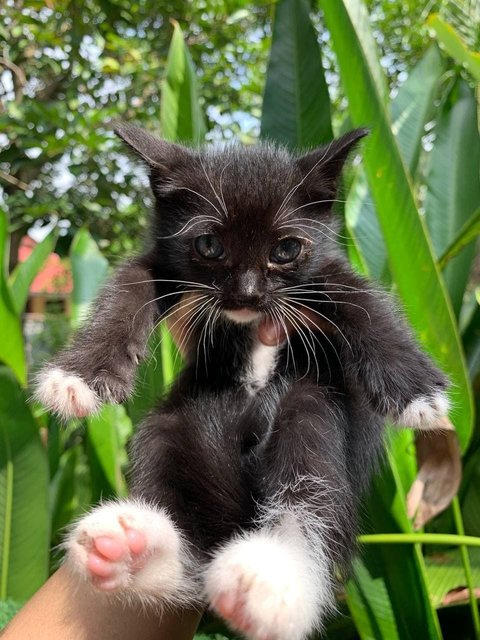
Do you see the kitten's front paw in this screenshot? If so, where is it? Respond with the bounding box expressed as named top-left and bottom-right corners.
top-left (65, 501), bottom-right (186, 603)
top-left (35, 367), bottom-right (100, 420)
top-left (205, 530), bottom-right (330, 640)
top-left (395, 389), bottom-right (450, 429)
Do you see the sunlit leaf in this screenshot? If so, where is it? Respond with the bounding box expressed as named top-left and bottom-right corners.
top-left (160, 21), bottom-right (206, 144)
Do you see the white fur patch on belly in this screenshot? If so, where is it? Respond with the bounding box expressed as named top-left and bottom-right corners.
top-left (243, 340), bottom-right (279, 394)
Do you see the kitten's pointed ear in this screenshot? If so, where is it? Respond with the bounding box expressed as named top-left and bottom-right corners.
top-left (297, 128), bottom-right (369, 199)
top-left (113, 121), bottom-right (192, 170)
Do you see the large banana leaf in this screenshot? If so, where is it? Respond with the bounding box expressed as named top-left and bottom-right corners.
top-left (260, 0), bottom-right (332, 148)
top-left (160, 20), bottom-right (206, 144)
top-left (321, 0), bottom-right (473, 451)
top-left (8, 228), bottom-right (58, 315)
top-left (0, 366), bottom-right (49, 600)
top-left (425, 80), bottom-right (480, 315)
top-left (0, 211), bottom-right (25, 384)
top-left (347, 46), bottom-right (446, 280)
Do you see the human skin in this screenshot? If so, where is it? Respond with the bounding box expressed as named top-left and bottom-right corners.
top-left (0, 564), bottom-right (202, 640)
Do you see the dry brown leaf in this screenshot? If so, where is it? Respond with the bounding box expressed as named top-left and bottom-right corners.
top-left (407, 417), bottom-right (462, 529)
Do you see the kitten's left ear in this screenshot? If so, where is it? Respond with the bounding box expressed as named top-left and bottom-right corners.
top-left (297, 128), bottom-right (369, 199)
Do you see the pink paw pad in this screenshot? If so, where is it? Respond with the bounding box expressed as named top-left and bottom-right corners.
top-left (85, 528), bottom-right (147, 589)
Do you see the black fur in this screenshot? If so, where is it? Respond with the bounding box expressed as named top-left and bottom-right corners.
top-left (44, 124), bottom-right (448, 617)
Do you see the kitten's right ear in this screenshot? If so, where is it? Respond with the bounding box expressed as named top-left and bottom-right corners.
top-left (113, 121), bottom-right (192, 173)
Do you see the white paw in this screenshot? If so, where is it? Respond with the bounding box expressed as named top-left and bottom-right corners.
top-left (396, 391), bottom-right (450, 429)
top-left (35, 367), bottom-right (99, 420)
top-left (65, 500), bottom-right (188, 604)
top-left (205, 528), bottom-right (330, 640)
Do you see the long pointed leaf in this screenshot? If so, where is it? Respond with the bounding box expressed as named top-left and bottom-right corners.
top-left (0, 366), bottom-right (49, 600)
top-left (425, 81), bottom-right (480, 314)
top-left (0, 211), bottom-right (25, 384)
top-left (321, 0), bottom-right (473, 451)
top-left (439, 207), bottom-right (480, 270)
top-left (260, 0), bottom-right (332, 148)
top-left (8, 229), bottom-right (58, 315)
top-left (160, 21), bottom-right (206, 144)
top-left (347, 45), bottom-right (446, 280)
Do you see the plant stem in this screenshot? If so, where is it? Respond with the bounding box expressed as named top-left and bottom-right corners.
top-left (451, 497), bottom-right (480, 639)
top-left (358, 532), bottom-right (480, 547)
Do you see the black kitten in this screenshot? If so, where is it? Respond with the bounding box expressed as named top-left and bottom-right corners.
top-left (36, 124), bottom-right (448, 640)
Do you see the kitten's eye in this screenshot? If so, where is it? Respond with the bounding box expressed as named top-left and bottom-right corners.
top-left (271, 238), bottom-right (302, 264)
top-left (194, 234), bottom-right (225, 260)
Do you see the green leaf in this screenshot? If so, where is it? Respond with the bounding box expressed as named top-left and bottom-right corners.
top-left (0, 366), bottom-right (49, 600)
top-left (438, 207), bottom-right (480, 271)
top-left (346, 555), bottom-right (400, 640)
top-left (70, 228), bottom-right (108, 329)
top-left (0, 211), bottom-right (25, 384)
top-left (160, 21), bottom-right (206, 144)
top-left (425, 81), bottom-right (480, 314)
top-left (427, 13), bottom-right (480, 81)
top-left (86, 405), bottom-right (130, 500)
top-left (8, 228), bottom-right (58, 315)
top-left (49, 446), bottom-right (80, 544)
top-left (321, 0), bottom-right (473, 451)
top-left (260, 0), bottom-right (332, 148)
top-left (425, 547), bottom-right (480, 608)
top-left (346, 45), bottom-right (445, 280)
top-left (0, 599), bottom-right (22, 630)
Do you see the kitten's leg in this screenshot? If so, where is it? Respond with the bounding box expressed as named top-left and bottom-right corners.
top-left (65, 499), bottom-right (198, 608)
top-left (35, 258), bottom-right (167, 419)
top-left (316, 261), bottom-right (449, 428)
top-left (205, 383), bottom-right (357, 640)
top-left (65, 398), bottom-right (259, 605)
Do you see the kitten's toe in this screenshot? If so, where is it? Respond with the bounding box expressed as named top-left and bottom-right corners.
top-left (65, 500), bottom-right (188, 603)
top-left (395, 389), bottom-right (450, 429)
top-left (205, 529), bottom-right (331, 640)
top-left (35, 367), bottom-right (100, 419)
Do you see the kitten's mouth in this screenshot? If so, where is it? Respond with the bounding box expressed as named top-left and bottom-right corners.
top-left (223, 308), bottom-right (262, 324)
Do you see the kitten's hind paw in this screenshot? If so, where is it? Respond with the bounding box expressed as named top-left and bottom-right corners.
top-left (205, 529), bottom-right (331, 640)
top-left (65, 500), bottom-right (188, 605)
top-left (35, 367), bottom-right (100, 420)
top-left (395, 389), bottom-right (450, 430)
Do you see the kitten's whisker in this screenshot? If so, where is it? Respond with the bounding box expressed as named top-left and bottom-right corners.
top-left (277, 303), bottom-right (313, 381)
top-left (197, 156), bottom-right (229, 219)
top-left (173, 296), bottom-right (214, 363)
top-left (276, 282), bottom-right (382, 295)
top-left (286, 295), bottom-right (372, 323)
top-left (147, 295), bottom-right (211, 369)
top-left (284, 298), bottom-right (353, 354)
top-left (157, 216), bottom-right (221, 240)
top-left (218, 161), bottom-right (231, 219)
top-left (176, 186), bottom-right (224, 221)
top-left (146, 294), bottom-right (210, 348)
top-left (132, 289), bottom-right (208, 326)
top-left (278, 299), bottom-right (328, 382)
top-left (122, 278), bottom-right (218, 291)
top-left (271, 301), bottom-right (297, 377)
top-left (281, 299), bottom-right (335, 382)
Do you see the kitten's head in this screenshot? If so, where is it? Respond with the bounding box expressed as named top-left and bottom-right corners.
top-left (116, 123), bottom-right (367, 324)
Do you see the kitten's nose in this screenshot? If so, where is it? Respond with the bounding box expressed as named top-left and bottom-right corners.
top-left (233, 270), bottom-right (264, 306)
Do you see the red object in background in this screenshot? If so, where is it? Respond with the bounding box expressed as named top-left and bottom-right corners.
top-left (18, 235), bottom-right (72, 295)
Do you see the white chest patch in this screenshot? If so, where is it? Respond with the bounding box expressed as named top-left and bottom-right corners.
top-left (244, 340), bottom-right (279, 394)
